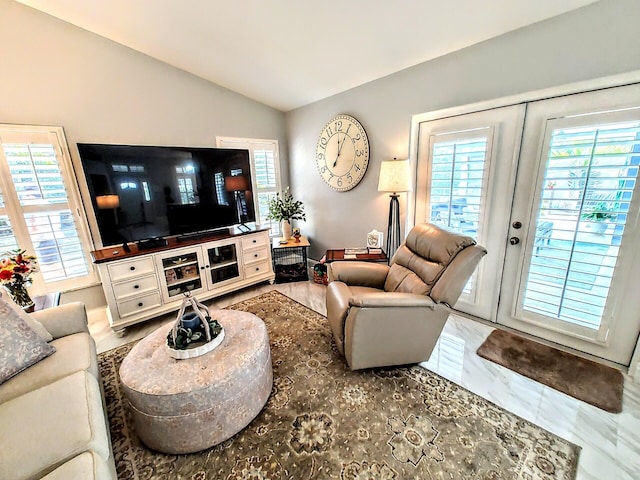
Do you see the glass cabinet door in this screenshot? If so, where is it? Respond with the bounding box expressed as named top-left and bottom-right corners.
top-left (158, 250), bottom-right (204, 301)
top-left (205, 241), bottom-right (240, 287)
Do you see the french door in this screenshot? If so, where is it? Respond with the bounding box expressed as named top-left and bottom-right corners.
top-left (415, 104), bottom-right (525, 320)
top-left (500, 85), bottom-right (640, 365)
top-left (416, 83), bottom-right (640, 366)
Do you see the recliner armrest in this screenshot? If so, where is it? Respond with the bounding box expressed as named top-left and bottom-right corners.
top-left (350, 292), bottom-right (435, 309)
top-left (30, 302), bottom-right (89, 339)
top-left (328, 261), bottom-right (389, 288)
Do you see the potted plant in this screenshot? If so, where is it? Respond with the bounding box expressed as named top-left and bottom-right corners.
top-left (581, 201), bottom-right (616, 234)
top-left (267, 187), bottom-right (306, 241)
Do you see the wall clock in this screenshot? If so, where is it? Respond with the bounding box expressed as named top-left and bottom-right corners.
top-left (315, 114), bottom-right (370, 191)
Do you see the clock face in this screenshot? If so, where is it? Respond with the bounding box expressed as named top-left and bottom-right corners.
top-left (315, 114), bottom-right (370, 191)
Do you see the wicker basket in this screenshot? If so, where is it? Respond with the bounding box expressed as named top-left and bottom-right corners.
top-left (313, 263), bottom-right (328, 285)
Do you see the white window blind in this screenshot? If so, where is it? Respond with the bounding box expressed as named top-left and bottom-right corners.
top-left (524, 118), bottom-right (640, 329)
top-left (0, 125), bottom-right (96, 293)
top-left (216, 137), bottom-right (282, 235)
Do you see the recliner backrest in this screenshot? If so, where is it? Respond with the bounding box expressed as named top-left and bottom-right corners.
top-left (383, 223), bottom-right (476, 296)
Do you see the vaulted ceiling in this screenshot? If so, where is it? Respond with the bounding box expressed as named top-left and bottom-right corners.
top-left (16, 0), bottom-right (599, 111)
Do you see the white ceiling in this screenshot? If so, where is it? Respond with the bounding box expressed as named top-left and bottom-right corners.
top-left (17, 0), bottom-right (598, 112)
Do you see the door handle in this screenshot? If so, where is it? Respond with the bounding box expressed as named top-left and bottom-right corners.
top-left (509, 237), bottom-right (520, 245)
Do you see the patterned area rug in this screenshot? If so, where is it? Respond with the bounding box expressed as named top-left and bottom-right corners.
top-left (99, 291), bottom-right (580, 479)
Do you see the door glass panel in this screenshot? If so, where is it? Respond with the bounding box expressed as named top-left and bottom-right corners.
top-left (428, 128), bottom-right (491, 294)
top-left (429, 131), bottom-right (489, 238)
top-left (162, 252), bottom-right (202, 298)
top-left (523, 120), bottom-right (640, 329)
top-left (207, 243), bottom-right (239, 284)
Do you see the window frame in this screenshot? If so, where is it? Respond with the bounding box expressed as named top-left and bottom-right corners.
top-left (0, 124), bottom-right (98, 294)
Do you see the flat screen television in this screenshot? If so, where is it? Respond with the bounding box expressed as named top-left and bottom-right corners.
top-left (77, 143), bottom-right (255, 247)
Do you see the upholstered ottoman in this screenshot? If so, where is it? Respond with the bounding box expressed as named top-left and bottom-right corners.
top-left (119, 309), bottom-right (272, 454)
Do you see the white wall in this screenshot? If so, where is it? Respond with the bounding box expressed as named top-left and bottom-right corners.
top-left (0, 0), bottom-right (289, 306)
top-left (286, 0), bottom-right (640, 259)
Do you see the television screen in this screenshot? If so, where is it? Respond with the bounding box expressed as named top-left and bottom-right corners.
top-left (77, 144), bottom-right (255, 247)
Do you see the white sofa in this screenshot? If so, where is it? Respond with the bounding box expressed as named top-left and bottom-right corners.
top-left (0, 302), bottom-right (117, 480)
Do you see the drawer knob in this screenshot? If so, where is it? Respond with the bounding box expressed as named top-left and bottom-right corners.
top-left (256, 267), bottom-right (260, 271)
top-left (134, 284), bottom-right (140, 289)
top-left (254, 253), bottom-right (258, 258)
top-left (130, 266), bottom-right (136, 271)
top-left (138, 302), bottom-right (143, 307)
top-left (252, 239), bottom-right (257, 243)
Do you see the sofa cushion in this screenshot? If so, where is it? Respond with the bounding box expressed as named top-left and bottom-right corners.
top-left (41, 451), bottom-right (114, 480)
top-left (0, 291), bottom-right (53, 341)
top-left (0, 371), bottom-right (112, 480)
top-left (0, 332), bottom-right (98, 403)
top-left (0, 301), bottom-right (56, 385)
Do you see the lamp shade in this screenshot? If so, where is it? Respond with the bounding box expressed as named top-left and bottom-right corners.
top-left (377, 159), bottom-right (411, 193)
top-left (96, 194), bottom-right (120, 209)
top-left (225, 175), bottom-right (250, 192)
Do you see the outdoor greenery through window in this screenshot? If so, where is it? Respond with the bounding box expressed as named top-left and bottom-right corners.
top-left (524, 119), bottom-right (640, 329)
top-left (0, 126), bottom-right (95, 292)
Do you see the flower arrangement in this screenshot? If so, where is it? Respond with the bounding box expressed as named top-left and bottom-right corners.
top-left (0, 249), bottom-right (38, 309)
top-left (266, 187), bottom-right (306, 224)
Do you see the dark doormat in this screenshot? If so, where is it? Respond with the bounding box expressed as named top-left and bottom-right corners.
top-left (476, 329), bottom-right (624, 413)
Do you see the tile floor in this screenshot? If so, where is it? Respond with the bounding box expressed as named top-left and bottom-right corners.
top-left (89, 280), bottom-right (640, 480)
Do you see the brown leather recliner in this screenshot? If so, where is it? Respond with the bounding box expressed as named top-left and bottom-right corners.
top-left (326, 223), bottom-right (487, 370)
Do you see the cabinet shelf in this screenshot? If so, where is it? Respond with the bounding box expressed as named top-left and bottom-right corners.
top-left (164, 260), bottom-right (198, 270)
top-left (210, 260), bottom-right (238, 270)
top-left (166, 275), bottom-right (201, 288)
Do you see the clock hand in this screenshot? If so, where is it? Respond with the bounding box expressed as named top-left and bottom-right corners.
top-left (333, 134), bottom-right (342, 167)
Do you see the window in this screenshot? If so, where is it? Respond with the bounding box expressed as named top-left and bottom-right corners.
top-left (216, 137), bottom-right (282, 235)
top-left (0, 125), bottom-right (97, 293)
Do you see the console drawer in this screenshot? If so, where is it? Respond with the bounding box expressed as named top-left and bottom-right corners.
top-left (241, 233), bottom-right (269, 251)
top-left (244, 259), bottom-right (271, 279)
top-left (243, 246), bottom-right (270, 265)
top-left (108, 257), bottom-right (155, 282)
top-left (116, 291), bottom-right (162, 318)
top-left (112, 274), bottom-right (159, 301)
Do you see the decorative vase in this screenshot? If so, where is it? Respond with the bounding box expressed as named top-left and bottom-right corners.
top-left (4, 283), bottom-right (35, 312)
top-left (281, 221), bottom-right (292, 242)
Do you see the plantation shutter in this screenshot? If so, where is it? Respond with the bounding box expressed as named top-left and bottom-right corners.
top-left (216, 137), bottom-right (282, 235)
top-left (0, 125), bottom-right (97, 293)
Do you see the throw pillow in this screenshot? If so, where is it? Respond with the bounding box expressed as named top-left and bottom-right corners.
top-left (0, 299), bottom-right (56, 385)
top-left (0, 290), bottom-right (53, 342)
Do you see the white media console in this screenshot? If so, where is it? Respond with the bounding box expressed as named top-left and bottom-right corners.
top-left (91, 227), bottom-right (274, 335)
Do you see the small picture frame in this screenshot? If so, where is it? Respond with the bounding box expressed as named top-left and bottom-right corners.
top-left (367, 229), bottom-right (383, 249)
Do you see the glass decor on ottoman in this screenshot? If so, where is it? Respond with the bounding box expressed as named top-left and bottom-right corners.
top-left (166, 292), bottom-right (224, 359)
top-left (0, 249), bottom-right (38, 312)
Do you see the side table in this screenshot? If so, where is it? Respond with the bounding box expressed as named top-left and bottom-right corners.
top-left (272, 236), bottom-right (310, 283)
top-left (325, 249), bottom-right (388, 264)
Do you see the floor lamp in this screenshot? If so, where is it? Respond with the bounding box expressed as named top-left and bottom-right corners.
top-left (377, 159), bottom-right (411, 257)
top-left (224, 175), bottom-right (251, 232)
